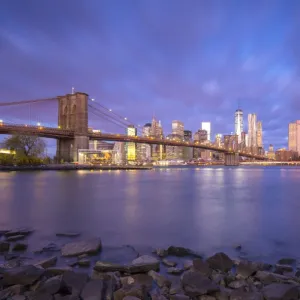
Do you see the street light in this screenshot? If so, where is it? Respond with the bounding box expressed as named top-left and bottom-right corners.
top-left (37, 122), bottom-right (41, 126)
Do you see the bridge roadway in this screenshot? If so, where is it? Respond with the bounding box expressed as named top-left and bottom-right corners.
top-left (0, 124), bottom-right (266, 160)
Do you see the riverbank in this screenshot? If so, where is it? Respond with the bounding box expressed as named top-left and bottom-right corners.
top-left (0, 229), bottom-right (300, 299)
top-left (0, 164), bottom-right (153, 171)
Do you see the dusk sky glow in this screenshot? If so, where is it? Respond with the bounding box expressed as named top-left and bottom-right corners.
top-left (1, 0), bottom-right (300, 150)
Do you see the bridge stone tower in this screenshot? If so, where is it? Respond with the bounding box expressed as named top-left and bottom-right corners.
top-left (56, 92), bottom-right (89, 162)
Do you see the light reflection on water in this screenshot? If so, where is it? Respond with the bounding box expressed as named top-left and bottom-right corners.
top-left (1, 166), bottom-right (300, 262)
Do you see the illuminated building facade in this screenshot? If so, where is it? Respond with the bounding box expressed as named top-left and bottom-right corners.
top-left (215, 134), bottom-right (222, 147)
top-left (248, 113), bottom-right (257, 147)
top-left (140, 123), bottom-right (151, 161)
top-left (151, 117), bottom-right (164, 160)
top-left (288, 122), bottom-right (298, 153)
top-left (126, 125), bottom-right (137, 162)
top-left (201, 122), bottom-right (211, 141)
top-left (172, 120), bottom-right (184, 137)
top-left (257, 121), bottom-right (263, 148)
top-left (235, 109), bottom-right (243, 143)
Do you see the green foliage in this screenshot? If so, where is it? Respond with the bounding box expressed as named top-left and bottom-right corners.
top-left (4, 135), bottom-right (46, 158)
top-left (0, 154), bottom-right (14, 166)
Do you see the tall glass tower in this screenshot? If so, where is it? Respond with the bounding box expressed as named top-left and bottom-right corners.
top-left (235, 109), bottom-right (243, 143)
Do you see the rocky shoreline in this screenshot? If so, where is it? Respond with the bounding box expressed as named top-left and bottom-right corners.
top-left (0, 229), bottom-right (300, 299)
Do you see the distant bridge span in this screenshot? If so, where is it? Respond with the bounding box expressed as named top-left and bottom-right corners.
top-left (0, 124), bottom-right (266, 161)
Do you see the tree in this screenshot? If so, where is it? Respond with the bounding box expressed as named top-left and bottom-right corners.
top-left (4, 135), bottom-right (46, 158)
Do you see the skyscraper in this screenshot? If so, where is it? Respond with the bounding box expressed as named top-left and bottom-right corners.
top-left (140, 123), bottom-right (151, 161)
top-left (248, 114), bottom-right (257, 147)
top-left (234, 109), bottom-right (243, 143)
top-left (126, 125), bottom-right (137, 162)
top-left (288, 121), bottom-right (300, 154)
top-left (201, 122), bottom-right (211, 141)
top-left (172, 120), bottom-right (184, 137)
top-left (257, 121), bottom-right (263, 147)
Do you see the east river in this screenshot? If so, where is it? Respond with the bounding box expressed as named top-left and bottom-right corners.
top-left (1, 166), bottom-right (300, 263)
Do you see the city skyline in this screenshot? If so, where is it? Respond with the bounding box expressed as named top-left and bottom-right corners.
top-left (1, 1), bottom-right (300, 149)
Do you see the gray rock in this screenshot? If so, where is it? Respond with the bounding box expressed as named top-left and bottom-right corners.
top-left (193, 258), bottom-right (212, 276)
top-left (94, 261), bottom-right (127, 273)
top-left (12, 242), bottom-right (28, 251)
top-left (61, 238), bottom-right (102, 257)
top-left (129, 255), bottom-right (160, 273)
top-left (228, 279), bottom-right (247, 289)
top-left (35, 256), bottom-right (57, 268)
top-left (148, 270), bottom-right (171, 288)
top-left (262, 283), bottom-right (298, 300)
top-left (34, 242), bottom-right (61, 254)
top-left (255, 271), bottom-right (289, 284)
top-left (155, 248), bottom-right (168, 257)
top-left (5, 254), bottom-right (19, 260)
top-left (230, 289), bottom-right (263, 300)
top-left (167, 267), bottom-right (184, 275)
top-left (277, 258), bottom-right (296, 265)
top-left (123, 297), bottom-right (141, 300)
top-left (77, 259), bottom-right (90, 267)
top-left (6, 235), bottom-right (26, 242)
top-left (2, 265), bottom-right (44, 286)
top-left (206, 252), bottom-right (233, 272)
top-left (199, 296), bottom-right (216, 300)
top-left (114, 284), bottom-right (147, 300)
top-left (5, 228), bottom-right (33, 237)
top-left (236, 261), bottom-right (258, 278)
top-left (45, 267), bottom-right (73, 276)
top-left (181, 270), bottom-right (219, 297)
top-left (0, 285), bottom-right (25, 299)
top-left (11, 296), bottom-right (26, 300)
top-left (56, 232), bottom-right (80, 237)
top-left (183, 260), bottom-right (193, 270)
top-left (36, 275), bottom-right (64, 295)
top-left (170, 294), bottom-right (189, 300)
top-left (0, 241), bottom-right (10, 252)
top-left (214, 286), bottom-right (232, 299)
top-left (62, 271), bottom-right (89, 295)
top-left (169, 281), bottom-right (184, 295)
top-left (54, 295), bottom-right (80, 300)
top-left (295, 270), bottom-right (300, 277)
top-left (81, 279), bottom-right (104, 300)
top-left (167, 246), bottom-right (202, 257)
top-left (274, 264), bottom-right (293, 273)
top-left (149, 289), bottom-right (168, 300)
top-left (162, 258), bottom-right (177, 267)
top-left (252, 261), bottom-right (273, 271)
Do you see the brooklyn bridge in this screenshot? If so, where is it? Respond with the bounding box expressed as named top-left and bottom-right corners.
top-left (0, 92), bottom-right (267, 165)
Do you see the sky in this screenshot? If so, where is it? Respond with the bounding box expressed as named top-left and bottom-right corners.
top-left (1, 0), bottom-right (300, 152)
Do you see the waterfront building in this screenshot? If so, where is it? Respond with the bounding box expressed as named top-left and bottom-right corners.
top-left (257, 121), bottom-right (263, 148)
top-left (172, 120), bottom-right (184, 137)
top-left (184, 130), bottom-right (192, 141)
top-left (275, 148), bottom-right (298, 161)
top-left (166, 134), bottom-right (183, 160)
top-left (113, 142), bottom-right (125, 164)
top-left (201, 122), bottom-right (211, 141)
top-left (248, 113), bottom-right (257, 148)
top-left (151, 117), bottom-right (164, 160)
top-left (183, 130), bottom-right (193, 160)
top-left (288, 121), bottom-right (300, 154)
top-left (140, 123), bottom-right (151, 162)
top-left (235, 109), bottom-right (243, 143)
top-left (215, 134), bottom-right (222, 147)
top-left (126, 125), bottom-right (137, 162)
top-left (194, 129), bottom-right (208, 142)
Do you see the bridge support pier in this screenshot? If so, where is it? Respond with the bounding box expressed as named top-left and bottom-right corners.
top-left (224, 153), bottom-right (239, 166)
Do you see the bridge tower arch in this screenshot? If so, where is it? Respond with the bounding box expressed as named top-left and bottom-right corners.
top-left (56, 92), bottom-right (89, 162)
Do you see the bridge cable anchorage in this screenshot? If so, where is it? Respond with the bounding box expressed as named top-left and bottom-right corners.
top-left (88, 100), bottom-right (142, 133)
top-left (0, 97), bottom-right (57, 107)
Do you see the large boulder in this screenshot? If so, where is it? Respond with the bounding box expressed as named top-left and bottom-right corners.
top-left (181, 270), bottom-right (219, 297)
top-left (34, 256), bottom-right (57, 268)
top-left (61, 238), bottom-right (102, 257)
top-left (81, 279), bottom-right (104, 300)
top-left (193, 258), bottom-right (212, 276)
top-left (262, 283), bottom-right (298, 300)
top-left (236, 261), bottom-right (259, 278)
top-left (61, 271), bottom-right (89, 295)
top-left (128, 255), bottom-right (160, 273)
top-left (167, 246), bottom-right (202, 257)
top-left (0, 285), bottom-right (25, 299)
top-left (148, 270), bottom-right (171, 288)
top-left (255, 271), bottom-right (289, 285)
top-left (206, 252), bottom-right (233, 272)
top-left (94, 261), bottom-right (127, 273)
top-left (2, 265), bottom-right (44, 286)
top-left (114, 284), bottom-right (148, 300)
top-left (36, 275), bottom-right (65, 295)
top-left (230, 289), bottom-right (263, 300)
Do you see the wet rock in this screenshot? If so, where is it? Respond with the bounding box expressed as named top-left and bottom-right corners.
top-left (62, 271), bottom-right (89, 296)
top-left (170, 294), bottom-right (189, 300)
top-left (169, 281), bottom-right (184, 295)
top-left (0, 241), bottom-right (10, 252)
top-left (2, 265), bottom-right (44, 286)
top-left (252, 261), bottom-right (273, 271)
top-left (5, 254), bottom-right (19, 260)
top-left (5, 228), bottom-right (33, 237)
top-left (211, 272), bottom-right (225, 285)
top-left (183, 260), bottom-right (193, 270)
top-left (149, 289), bottom-right (168, 300)
top-left (6, 235), bottom-right (26, 242)
top-left (230, 289), bottom-right (263, 300)
top-left (77, 254), bottom-right (88, 260)
top-left (45, 267), bottom-right (73, 276)
top-left (54, 295), bottom-right (80, 300)
top-left (12, 242), bottom-right (28, 252)
top-left (193, 258), bottom-right (212, 276)
top-left (36, 275), bottom-right (65, 295)
top-left (81, 279), bottom-right (104, 300)
top-left (123, 297), bottom-right (141, 300)
top-left (295, 270), bottom-right (300, 277)
top-left (11, 295), bottom-right (26, 300)
top-left (35, 256), bottom-right (57, 268)
top-left (199, 296), bottom-right (216, 300)
top-left (94, 261), bottom-right (127, 273)
top-left (34, 242), bottom-right (61, 254)
top-left (262, 283), bottom-right (298, 300)
top-left (167, 246), bottom-right (202, 257)
top-left (214, 286), bottom-right (232, 299)
top-left (274, 264), bottom-right (293, 273)
top-left (167, 267), bottom-right (184, 275)
top-left (236, 261), bottom-right (259, 278)
top-left (114, 284), bottom-right (147, 300)
top-left (155, 248), bottom-right (168, 257)
top-left (61, 238), bottom-right (102, 257)
top-left (206, 252), bottom-right (233, 272)
top-left (277, 258), bottom-right (296, 265)
top-left (255, 271), bottom-right (288, 284)
top-left (181, 270), bottom-right (219, 297)
top-left (129, 255), bottom-right (160, 273)
top-left (162, 258), bottom-right (177, 267)
top-left (228, 279), bottom-right (247, 289)
top-left (148, 270), bottom-right (171, 288)
top-left (77, 259), bottom-right (90, 267)
top-left (56, 232), bottom-right (80, 237)
top-left (0, 284), bottom-right (25, 299)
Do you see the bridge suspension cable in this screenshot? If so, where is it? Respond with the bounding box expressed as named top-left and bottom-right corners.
top-left (0, 97), bottom-right (57, 107)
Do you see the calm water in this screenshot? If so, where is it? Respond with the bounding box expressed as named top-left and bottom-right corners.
top-left (1, 166), bottom-right (300, 262)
